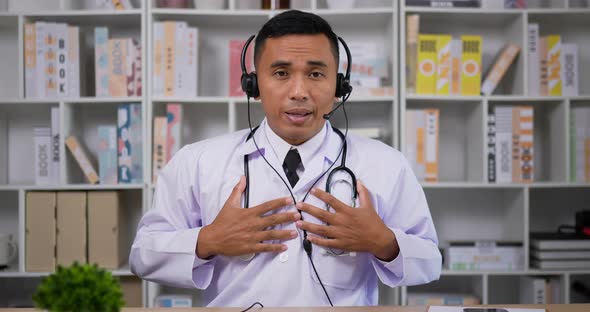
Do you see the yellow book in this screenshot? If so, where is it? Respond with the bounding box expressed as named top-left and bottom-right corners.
top-left (547, 35), bottom-right (562, 96)
top-left (460, 35), bottom-right (482, 96)
top-left (416, 34), bottom-right (438, 95)
top-left (424, 109), bottom-right (439, 182)
top-left (436, 35), bottom-right (452, 95)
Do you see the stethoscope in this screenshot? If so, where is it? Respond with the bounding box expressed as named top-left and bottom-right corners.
top-left (242, 125), bottom-right (358, 256)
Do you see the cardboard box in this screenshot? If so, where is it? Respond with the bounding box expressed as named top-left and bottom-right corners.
top-left (56, 192), bottom-right (87, 266)
top-left (26, 192), bottom-right (56, 272)
top-left (120, 276), bottom-right (143, 307)
top-left (88, 191), bottom-right (126, 269)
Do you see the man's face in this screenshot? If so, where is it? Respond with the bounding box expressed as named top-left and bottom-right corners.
top-left (256, 34), bottom-right (338, 146)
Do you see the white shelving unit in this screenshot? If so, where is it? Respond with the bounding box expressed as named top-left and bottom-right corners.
top-left (400, 0), bottom-right (590, 306)
top-left (0, 0), bottom-right (588, 308)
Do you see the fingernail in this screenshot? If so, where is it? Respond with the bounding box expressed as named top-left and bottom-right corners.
top-left (295, 202), bottom-right (303, 209)
top-left (310, 188), bottom-right (317, 194)
top-left (291, 231), bottom-right (297, 238)
top-left (281, 245), bottom-right (288, 251)
top-left (296, 221), bottom-right (303, 228)
top-left (293, 212), bottom-right (301, 220)
top-left (286, 197), bottom-right (293, 205)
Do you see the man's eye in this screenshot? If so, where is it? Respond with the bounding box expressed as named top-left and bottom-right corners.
top-left (274, 71), bottom-right (288, 78)
top-left (310, 72), bottom-right (325, 78)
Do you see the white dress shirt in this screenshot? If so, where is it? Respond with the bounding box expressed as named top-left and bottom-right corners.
top-left (130, 118), bottom-right (442, 307)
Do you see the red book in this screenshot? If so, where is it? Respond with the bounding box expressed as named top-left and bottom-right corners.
top-left (229, 40), bottom-right (253, 97)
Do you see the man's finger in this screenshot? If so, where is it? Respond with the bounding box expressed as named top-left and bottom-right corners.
top-left (307, 235), bottom-right (342, 249)
top-left (255, 229), bottom-right (298, 242)
top-left (311, 188), bottom-right (348, 212)
top-left (259, 211), bottom-right (300, 229)
top-left (252, 197), bottom-right (292, 215)
top-left (229, 176), bottom-right (247, 207)
top-left (296, 221), bottom-right (334, 238)
top-left (296, 202), bottom-right (335, 224)
top-left (253, 243), bottom-right (287, 253)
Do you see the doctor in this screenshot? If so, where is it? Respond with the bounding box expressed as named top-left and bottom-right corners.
top-left (130, 9), bottom-right (441, 307)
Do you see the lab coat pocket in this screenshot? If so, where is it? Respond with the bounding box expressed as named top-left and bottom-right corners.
top-left (309, 248), bottom-right (368, 290)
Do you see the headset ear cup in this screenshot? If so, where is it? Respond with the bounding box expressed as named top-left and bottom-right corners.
top-left (241, 73), bottom-right (259, 98)
top-left (251, 72), bottom-right (259, 98)
top-left (335, 73), bottom-right (344, 98)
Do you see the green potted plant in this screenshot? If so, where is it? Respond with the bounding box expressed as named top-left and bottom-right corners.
top-left (33, 262), bottom-right (125, 312)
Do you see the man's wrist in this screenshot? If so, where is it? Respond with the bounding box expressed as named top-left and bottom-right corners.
top-left (196, 225), bottom-right (216, 260)
top-left (372, 227), bottom-right (399, 262)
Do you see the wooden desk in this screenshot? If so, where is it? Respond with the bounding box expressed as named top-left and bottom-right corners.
top-left (1, 304), bottom-right (589, 312)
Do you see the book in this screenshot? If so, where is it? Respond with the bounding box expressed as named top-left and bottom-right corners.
top-left (495, 106), bottom-right (513, 183)
top-left (530, 232), bottom-right (590, 250)
top-left (95, 27), bottom-right (110, 97)
top-left (109, 38), bottom-right (130, 97)
top-left (340, 40), bottom-right (388, 90)
top-left (487, 111), bottom-right (496, 182)
top-left (133, 40), bottom-right (142, 96)
top-left (35, 22), bottom-right (46, 98)
top-left (65, 135), bottom-right (99, 184)
top-left (444, 241), bottom-right (524, 271)
top-left (505, 0), bottom-right (527, 8)
top-left (513, 106), bottom-right (534, 183)
top-left (407, 293), bottom-right (480, 305)
top-left (570, 107), bottom-right (590, 182)
top-left (435, 35), bottom-right (452, 95)
top-left (51, 107), bottom-right (60, 184)
top-left (98, 125), bottom-right (118, 184)
top-left (405, 0), bottom-right (481, 7)
top-left (450, 39), bottom-right (462, 95)
top-left (561, 43), bottom-right (578, 96)
top-left (531, 249), bottom-right (590, 260)
top-left (153, 22), bottom-right (164, 96)
top-left (416, 34), bottom-right (437, 95)
top-left (24, 23), bottom-right (37, 98)
top-left (126, 38), bottom-right (136, 97)
top-left (166, 103), bottom-right (183, 162)
top-left (429, 307), bottom-right (545, 312)
top-left (531, 259), bottom-right (590, 270)
top-left (406, 14), bottom-right (419, 94)
top-left (230, 39), bottom-right (253, 96)
top-left (538, 36), bottom-right (549, 96)
top-left (481, 44), bottom-right (520, 95)
top-left (185, 27), bottom-right (198, 97)
top-left (34, 128), bottom-right (52, 185)
top-left (174, 22), bottom-right (186, 97)
top-left (527, 23), bottom-right (539, 96)
top-left (152, 116), bottom-right (168, 183)
top-left (405, 109), bottom-right (439, 182)
top-left (460, 35), bottom-right (482, 95)
top-left (547, 35), bottom-right (562, 96)
top-left (55, 23), bottom-right (68, 98)
top-left (67, 26), bottom-right (80, 98)
top-left (45, 23), bottom-right (58, 98)
top-left (117, 103), bottom-right (142, 184)
top-left (163, 21), bottom-right (176, 97)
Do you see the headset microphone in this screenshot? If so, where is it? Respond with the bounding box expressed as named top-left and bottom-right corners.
top-left (323, 100), bottom-right (347, 120)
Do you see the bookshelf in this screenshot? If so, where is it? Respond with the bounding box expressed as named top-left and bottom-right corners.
top-left (0, 0), bottom-right (588, 308)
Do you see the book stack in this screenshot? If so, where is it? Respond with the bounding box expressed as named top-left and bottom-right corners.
top-left (153, 21), bottom-right (199, 97)
top-left (405, 109), bottom-right (439, 182)
top-left (527, 24), bottom-right (579, 96)
top-left (338, 40), bottom-right (394, 97)
top-left (94, 27), bottom-right (142, 97)
top-left (530, 232), bottom-right (590, 270)
top-left (65, 103), bottom-right (142, 185)
top-left (570, 106), bottom-right (590, 182)
top-left (24, 22), bottom-right (82, 99)
top-left (152, 104), bottom-right (183, 183)
top-left (444, 241), bottom-right (524, 271)
top-left (488, 105), bottom-right (534, 183)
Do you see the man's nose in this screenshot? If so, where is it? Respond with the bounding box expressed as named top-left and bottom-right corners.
top-left (289, 74), bottom-right (308, 101)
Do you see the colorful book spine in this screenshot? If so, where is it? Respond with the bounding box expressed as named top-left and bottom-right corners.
top-left (133, 39), bottom-right (142, 96)
top-left (67, 26), bottom-right (80, 98)
top-left (117, 103), bottom-right (142, 184)
top-left (174, 22), bottom-right (187, 96)
top-left (527, 23), bottom-right (539, 96)
top-left (152, 116), bottom-right (168, 183)
top-left (405, 109), bottom-right (439, 182)
top-left (34, 128), bottom-right (52, 185)
top-left (126, 38), bottom-right (136, 97)
top-left (56, 23), bottom-right (68, 98)
top-left (539, 37), bottom-right (549, 96)
top-left (45, 23), bottom-right (58, 98)
top-left (435, 35), bottom-right (452, 95)
top-left (571, 107), bottom-right (590, 182)
top-left (163, 21), bottom-right (176, 97)
top-left (185, 27), bottom-right (198, 97)
top-left (547, 35), bottom-right (562, 96)
top-left (495, 106), bottom-right (513, 183)
top-left (98, 125), bottom-right (118, 184)
top-left (561, 43), bottom-right (578, 97)
top-left (65, 136), bottom-right (99, 184)
top-left (406, 14), bottom-right (419, 94)
top-left (166, 103), bottom-right (183, 161)
top-left (51, 107), bottom-right (60, 184)
top-left (153, 22), bottom-right (164, 96)
top-left (450, 39), bottom-right (462, 95)
top-left (424, 109), bottom-right (439, 182)
top-left (514, 106), bottom-right (534, 183)
top-left (109, 38), bottom-right (129, 97)
top-left (35, 22), bottom-right (46, 98)
top-left (460, 35), bottom-right (482, 96)
top-left (229, 39), bottom-right (251, 96)
top-left (481, 44), bottom-right (521, 96)
top-left (488, 111), bottom-right (496, 183)
top-left (416, 34), bottom-right (437, 95)
top-left (24, 23), bottom-right (37, 98)
top-left (94, 27), bottom-right (109, 97)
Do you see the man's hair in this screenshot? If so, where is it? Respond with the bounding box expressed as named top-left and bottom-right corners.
top-left (254, 10), bottom-right (339, 70)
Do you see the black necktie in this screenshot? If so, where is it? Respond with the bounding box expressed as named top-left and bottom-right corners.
top-left (283, 149), bottom-right (301, 187)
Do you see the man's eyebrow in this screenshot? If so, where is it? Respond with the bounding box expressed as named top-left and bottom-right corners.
top-left (269, 60), bottom-right (329, 68)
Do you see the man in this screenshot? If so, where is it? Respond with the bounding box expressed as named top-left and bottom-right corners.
top-left (130, 10), bottom-right (441, 307)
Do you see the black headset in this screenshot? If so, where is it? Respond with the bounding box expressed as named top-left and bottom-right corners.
top-left (240, 34), bottom-right (353, 99)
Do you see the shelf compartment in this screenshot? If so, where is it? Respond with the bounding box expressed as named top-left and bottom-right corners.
top-left (529, 187), bottom-right (590, 234)
top-left (488, 274), bottom-right (564, 304)
top-left (0, 15), bottom-right (19, 99)
top-left (0, 191), bottom-right (19, 274)
top-left (405, 275), bottom-right (484, 305)
top-left (404, 98), bottom-right (485, 182)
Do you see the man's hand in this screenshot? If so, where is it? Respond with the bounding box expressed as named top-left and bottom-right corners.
top-left (196, 176), bottom-right (301, 259)
top-left (295, 180), bottom-right (399, 261)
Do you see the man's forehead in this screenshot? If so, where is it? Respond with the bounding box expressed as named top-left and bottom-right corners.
top-left (259, 34), bottom-right (335, 64)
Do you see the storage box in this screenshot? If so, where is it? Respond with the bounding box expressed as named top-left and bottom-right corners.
top-left (87, 191), bottom-right (126, 269)
top-left (26, 192), bottom-right (56, 272)
top-left (56, 192), bottom-right (87, 266)
top-left (120, 276), bottom-right (143, 307)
